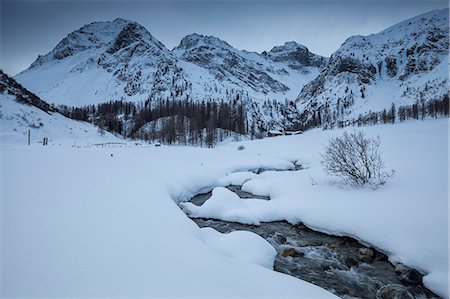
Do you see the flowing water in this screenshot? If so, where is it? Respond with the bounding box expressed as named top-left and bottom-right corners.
top-left (184, 182), bottom-right (440, 299)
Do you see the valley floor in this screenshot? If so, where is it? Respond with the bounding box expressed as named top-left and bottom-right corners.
top-left (1, 118), bottom-right (448, 298)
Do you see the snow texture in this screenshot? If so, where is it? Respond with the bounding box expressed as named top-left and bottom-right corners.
top-left (0, 89), bottom-right (120, 146)
top-left (200, 227), bottom-right (277, 269)
top-left (181, 187), bottom-right (261, 225)
top-left (1, 114), bottom-right (447, 298)
top-left (1, 143), bottom-right (338, 298)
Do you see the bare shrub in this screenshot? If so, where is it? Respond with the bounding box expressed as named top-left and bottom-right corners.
top-left (321, 131), bottom-right (394, 187)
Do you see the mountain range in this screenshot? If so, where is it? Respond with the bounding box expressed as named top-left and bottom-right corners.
top-left (297, 8), bottom-right (448, 126)
top-left (16, 18), bottom-right (325, 105)
top-left (12, 8), bottom-right (450, 133)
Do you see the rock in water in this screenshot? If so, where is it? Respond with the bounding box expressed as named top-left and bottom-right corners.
top-left (400, 269), bottom-right (424, 285)
top-left (358, 247), bottom-right (374, 263)
top-left (281, 247), bottom-right (304, 257)
top-left (376, 284), bottom-right (415, 299)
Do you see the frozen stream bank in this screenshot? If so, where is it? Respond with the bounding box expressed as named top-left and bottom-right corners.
top-left (182, 181), bottom-right (440, 299)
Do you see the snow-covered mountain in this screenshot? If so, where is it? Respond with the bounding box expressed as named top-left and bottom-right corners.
top-left (16, 19), bottom-right (176, 106)
top-left (15, 18), bottom-right (324, 110)
top-left (296, 9), bottom-right (449, 126)
top-left (13, 9), bottom-right (449, 133)
top-left (0, 70), bottom-right (119, 145)
top-left (173, 34), bottom-right (325, 99)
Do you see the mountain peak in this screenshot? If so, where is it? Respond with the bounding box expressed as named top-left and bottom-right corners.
top-left (269, 41), bottom-right (308, 53)
top-left (337, 8), bottom-right (449, 56)
top-left (25, 18), bottom-right (169, 71)
top-left (105, 21), bottom-right (167, 54)
top-left (265, 41), bottom-right (327, 69)
top-left (173, 33), bottom-right (233, 52)
top-left (27, 19), bottom-right (133, 68)
top-left (112, 17), bottom-right (133, 24)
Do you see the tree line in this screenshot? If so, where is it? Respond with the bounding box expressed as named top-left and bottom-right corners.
top-left (58, 98), bottom-right (247, 147)
top-left (57, 93), bottom-right (448, 146)
top-left (300, 94), bottom-right (449, 130)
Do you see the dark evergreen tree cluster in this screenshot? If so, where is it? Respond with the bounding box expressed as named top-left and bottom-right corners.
top-left (352, 95), bottom-right (449, 127)
top-left (58, 98), bottom-right (247, 147)
top-left (300, 94), bottom-right (449, 130)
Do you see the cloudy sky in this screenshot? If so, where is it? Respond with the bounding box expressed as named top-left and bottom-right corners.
top-left (1, 0), bottom-right (447, 75)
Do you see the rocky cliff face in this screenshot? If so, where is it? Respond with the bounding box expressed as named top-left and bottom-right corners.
top-left (173, 33), bottom-right (290, 94)
top-left (264, 41), bottom-right (327, 69)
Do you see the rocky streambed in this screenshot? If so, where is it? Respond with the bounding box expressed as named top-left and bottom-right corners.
top-left (184, 183), bottom-right (440, 299)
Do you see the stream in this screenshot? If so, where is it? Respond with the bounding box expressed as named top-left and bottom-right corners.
top-left (181, 168), bottom-right (440, 299)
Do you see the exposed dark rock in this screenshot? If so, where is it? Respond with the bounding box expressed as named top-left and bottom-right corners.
top-left (266, 41), bottom-right (327, 68)
top-left (359, 247), bottom-right (375, 263)
top-left (395, 263), bottom-right (408, 274)
top-left (274, 233), bottom-right (287, 244)
top-left (281, 247), bottom-right (305, 257)
top-left (107, 23), bottom-right (145, 54)
top-left (385, 56), bottom-right (398, 77)
top-left (376, 284), bottom-right (415, 299)
top-left (400, 269), bottom-right (424, 285)
top-left (344, 256), bottom-right (359, 268)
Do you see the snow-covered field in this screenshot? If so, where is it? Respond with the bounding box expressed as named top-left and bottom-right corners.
top-left (1, 118), bottom-right (448, 298)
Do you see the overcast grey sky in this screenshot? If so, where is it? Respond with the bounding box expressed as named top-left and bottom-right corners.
top-left (1, 0), bottom-right (448, 75)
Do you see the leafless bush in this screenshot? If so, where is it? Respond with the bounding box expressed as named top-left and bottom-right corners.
top-left (321, 131), bottom-right (394, 187)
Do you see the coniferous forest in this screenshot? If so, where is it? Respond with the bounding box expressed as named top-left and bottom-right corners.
top-left (299, 94), bottom-right (449, 130)
top-left (58, 98), bottom-right (247, 147)
top-left (56, 93), bottom-right (449, 146)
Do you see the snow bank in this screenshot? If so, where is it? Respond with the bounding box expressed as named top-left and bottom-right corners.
top-left (217, 171), bottom-right (258, 186)
top-left (201, 227), bottom-right (277, 269)
top-left (181, 187), bottom-right (261, 225)
top-left (1, 143), bottom-right (338, 298)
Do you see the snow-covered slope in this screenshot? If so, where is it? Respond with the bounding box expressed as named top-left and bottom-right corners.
top-left (0, 70), bottom-right (120, 145)
top-left (15, 19), bottom-right (325, 109)
top-left (296, 9), bottom-right (449, 125)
